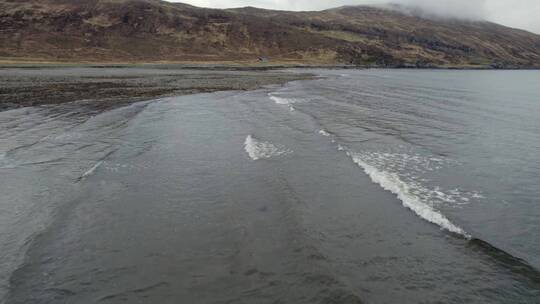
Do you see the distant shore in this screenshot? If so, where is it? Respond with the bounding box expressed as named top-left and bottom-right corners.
top-left (0, 59), bottom-right (353, 70)
top-left (2, 59), bottom-right (538, 70)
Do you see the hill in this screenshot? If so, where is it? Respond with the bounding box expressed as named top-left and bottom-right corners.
top-left (1, 0), bottom-right (540, 67)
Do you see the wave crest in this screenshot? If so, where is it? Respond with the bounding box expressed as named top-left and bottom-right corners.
top-left (269, 94), bottom-right (296, 112)
top-left (348, 151), bottom-right (470, 237)
top-left (244, 135), bottom-right (292, 161)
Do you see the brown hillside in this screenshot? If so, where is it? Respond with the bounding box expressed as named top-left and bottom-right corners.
top-left (1, 0), bottom-right (540, 67)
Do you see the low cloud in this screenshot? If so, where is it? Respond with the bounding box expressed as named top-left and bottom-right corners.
top-left (181, 0), bottom-right (487, 16)
top-left (178, 0), bottom-right (540, 34)
top-left (383, 0), bottom-right (488, 20)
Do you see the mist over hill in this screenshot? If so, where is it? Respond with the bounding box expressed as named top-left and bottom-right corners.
top-left (1, 0), bottom-right (540, 67)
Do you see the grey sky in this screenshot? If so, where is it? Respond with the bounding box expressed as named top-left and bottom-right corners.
top-left (174, 0), bottom-right (540, 34)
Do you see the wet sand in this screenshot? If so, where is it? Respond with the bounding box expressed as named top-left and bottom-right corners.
top-left (0, 67), bottom-right (313, 111)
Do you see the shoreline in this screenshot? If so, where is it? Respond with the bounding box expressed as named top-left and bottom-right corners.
top-left (0, 67), bottom-right (315, 111)
top-left (2, 64), bottom-right (539, 111)
top-left (2, 60), bottom-right (540, 71)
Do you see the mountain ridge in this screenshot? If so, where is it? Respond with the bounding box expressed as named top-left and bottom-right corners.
top-left (1, 0), bottom-right (540, 68)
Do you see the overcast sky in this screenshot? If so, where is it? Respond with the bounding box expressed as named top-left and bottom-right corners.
top-left (174, 0), bottom-right (540, 34)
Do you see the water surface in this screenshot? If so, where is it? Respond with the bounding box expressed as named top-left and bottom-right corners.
top-left (1, 69), bottom-right (539, 303)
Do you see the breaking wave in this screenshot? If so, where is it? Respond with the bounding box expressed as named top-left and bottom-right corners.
top-left (349, 152), bottom-right (469, 237)
top-left (334, 145), bottom-right (472, 237)
top-left (319, 129), bottom-right (331, 137)
top-left (269, 94), bottom-right (296, 112)
top-left (351, 151), bottom-right (483, 206)
top-left (244, 135), bottom-right (292, 161)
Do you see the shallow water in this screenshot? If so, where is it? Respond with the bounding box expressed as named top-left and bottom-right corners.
top-left (1, 69), bottom-right (539, 303)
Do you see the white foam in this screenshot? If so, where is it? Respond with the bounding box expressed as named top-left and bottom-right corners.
top-left (244, 135), bottom-right (291, 161)
top-left (81, 161), bottom-right (103, 179)
top-left (350, 154), bottom-right (469, 237)
top-left (269, 94), bottom-right (296, 112)
top-left (319, 129), bottom-right (331, 137)
top-left (269, 95), bottom-right (292, 105)
top-left (351, 151), bottom-right (480, 206)
top-left (472, 192), bottom-right (485, 199)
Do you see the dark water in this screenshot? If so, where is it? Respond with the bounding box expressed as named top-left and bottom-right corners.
top-left (1, 69), bottom-right (539, 303)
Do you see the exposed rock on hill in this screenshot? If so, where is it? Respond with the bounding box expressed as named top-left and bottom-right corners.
top-left (1, 0), bottom-right (540, 67)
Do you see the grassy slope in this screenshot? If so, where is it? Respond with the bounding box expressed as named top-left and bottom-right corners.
top-left (1, 0), bottom-right (540, 67)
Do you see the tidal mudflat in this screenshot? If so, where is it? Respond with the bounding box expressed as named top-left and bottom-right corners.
top-left (0, 66), bottom-right (313, 110)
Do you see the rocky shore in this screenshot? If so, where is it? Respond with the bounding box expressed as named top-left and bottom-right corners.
top-left (0, 66), bottom-right (313, 111)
